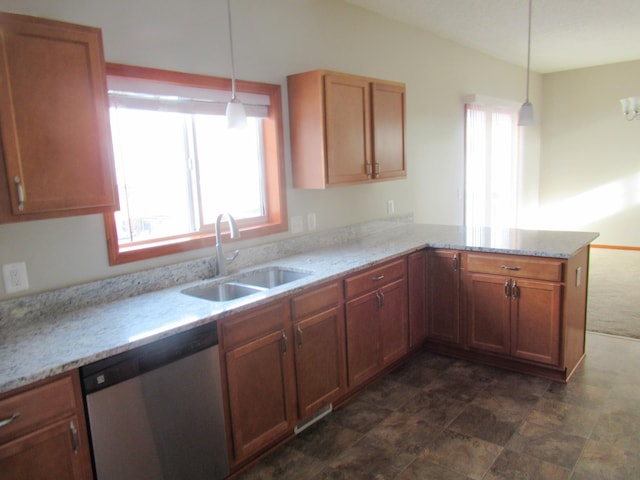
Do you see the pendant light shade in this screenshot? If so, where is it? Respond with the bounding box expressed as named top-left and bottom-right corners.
top-left (518, 101), bottom-right (534, 126)
top-left (518, 0), bottom-right (534, 126)
top-left (225, 0), bottom-right (247, 128)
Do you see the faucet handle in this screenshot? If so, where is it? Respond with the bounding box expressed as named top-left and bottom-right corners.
top-left (226, 249), bottom-right (240, 263)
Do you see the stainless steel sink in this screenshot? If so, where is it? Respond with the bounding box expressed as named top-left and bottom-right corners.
top-left (181, 267), bottom-right (312, 302)
top-left (236, 267), bottom-right (311, 288)
top-left (181, 281), bottom-right (264, 302)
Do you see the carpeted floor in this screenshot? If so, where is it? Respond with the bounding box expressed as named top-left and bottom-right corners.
top-left (587, 248), bottom-right (640, 339)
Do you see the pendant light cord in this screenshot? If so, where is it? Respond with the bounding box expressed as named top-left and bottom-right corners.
top-left (227, 0), bottom-right (238, 100)
top-left (525, 0), bottom-right (532, 102)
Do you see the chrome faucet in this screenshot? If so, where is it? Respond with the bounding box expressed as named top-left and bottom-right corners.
top-left (215, 213), bottom-right (240, 276)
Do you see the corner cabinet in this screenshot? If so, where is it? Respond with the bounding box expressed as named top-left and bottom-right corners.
top-left (427, 249), bottom-right (463, 346)
top-left (0, 371), bottom-right (93, 480)
top-left (287, 69), bottom-right (405, 188)
top-left (0, 12), bottom-right (117, 223)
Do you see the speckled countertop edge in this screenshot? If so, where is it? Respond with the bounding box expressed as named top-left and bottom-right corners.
top-left (0, 222), bottom-right (598, 394)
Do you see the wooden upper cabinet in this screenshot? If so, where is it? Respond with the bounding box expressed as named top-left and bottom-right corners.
top-left (288, 69), bottom-right (406, 189)
top-left (325, 74), bottom-right (371, 185)
top-left (0, 12), bottom-right (117, 222)
top-left (371, 82), bottom-right (405, 180)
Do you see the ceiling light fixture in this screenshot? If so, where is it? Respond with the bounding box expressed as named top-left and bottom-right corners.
top-left (225, 0), bottom-right (247, 128)
top-left (620, 96), bottom-right (640, 121)
top-left (518, 0), bottom-right (534, 126)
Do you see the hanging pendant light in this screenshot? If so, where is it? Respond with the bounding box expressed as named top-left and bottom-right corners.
top-left (225, 0), bottom-right (247, 128)
top-left (518, 0), bottom-right (534, 126)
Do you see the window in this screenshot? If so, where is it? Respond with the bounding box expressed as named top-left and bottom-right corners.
top-left (103, 64), bottom-right (287, 265)
top-left (464, 101), bottom-right (520, 230)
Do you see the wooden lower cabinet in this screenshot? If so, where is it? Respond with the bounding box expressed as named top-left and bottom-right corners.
top-left (0, 371), bottom-right (93, 480)
top-left (427, 249), bottom-right (462, 346)
top-left (291, 282), bottom-right (347, 420)
top-left (220, 301), bottom-right (297, 465)
top-left (465, 273), bottom-right (562, 365)
top-left (426, 248), bottom-right (590, 382)
top-left (344, 259), bottom-right (408, 389)
top-left (408, 250), bottom-right (428, 350)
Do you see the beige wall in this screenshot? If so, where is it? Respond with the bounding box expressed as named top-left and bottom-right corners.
top-left (538, 60), bottom-right (640, 246)
top-left (0, 0), bottom-right (540, 300)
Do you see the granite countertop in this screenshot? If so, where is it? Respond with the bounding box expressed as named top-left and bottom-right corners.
top-left (0, 222), bottom-right (599, 394)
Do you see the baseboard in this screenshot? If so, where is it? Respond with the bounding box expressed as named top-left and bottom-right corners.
top-left (591, 244), bottom-right (640, 251)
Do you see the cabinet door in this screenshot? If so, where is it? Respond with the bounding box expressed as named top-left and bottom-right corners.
top-left (225, 328), bottom-right (296, 461)
top-left (0, 416), bottom-right (89, 480)
top-left (428, 250), bottom-right (462, 345)
top-left (294, 306), bottom-right (346, 419)
top-left (372, 82), bottom-right (405, 180)
top-left (379, 279), bottom-right (409, 365)
top-left (324, 74), bottom-right (371, 185)
top-left (345, 291), bottom-right (382, 388)
top-left (408, 250), bottom-right (428, 349)
top-left (465, 273), bottom-right (511, 355)
top-left (0, 13), bottom-right (116, 220)
top-left (511, 279), bottom-right (562, 366)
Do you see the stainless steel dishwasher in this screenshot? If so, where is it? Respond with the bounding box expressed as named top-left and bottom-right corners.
top-left (80, 322), bottom-right (229, 480)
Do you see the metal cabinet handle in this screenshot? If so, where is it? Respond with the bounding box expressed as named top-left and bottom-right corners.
top-left (0, 412), bottom-right (20, 428)
top-left (372, 274), bottom-right (385, 281)
top-left (511, 280), bottom-right (519, 299)
top-left (453, 253), bottom-right (458, 271)
top-left (281, 331), bottom-right (288, 354)
top-left (376, 290), bottom-right (385, 308)
top-left (69, 420), bottom-right (79, 455)
top-left (501, 265), bottom-right (521, 271)
top-left (14, 176), bottom-right (25, 211)
top-left (373, 162), bottom-right (380, 178)
top-left (365, 163), bottom-right (373, 178)
top-left (504, 280), bottom-right (511, 298)
top-left (296, 325), bottom-right (303, 347)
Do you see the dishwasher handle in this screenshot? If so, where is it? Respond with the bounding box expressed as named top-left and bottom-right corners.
top-left (81, 322), bottom-right (218, 394)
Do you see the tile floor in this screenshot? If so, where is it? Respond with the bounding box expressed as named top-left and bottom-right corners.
top-left (237, 332), bottom-right (640, 479)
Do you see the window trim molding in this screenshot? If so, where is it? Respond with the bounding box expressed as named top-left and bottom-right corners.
top-left (104, 63), bottom-right (288, 265)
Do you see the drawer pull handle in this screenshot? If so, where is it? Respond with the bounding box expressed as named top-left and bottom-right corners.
top-left (281, 331), bottom-right (288, 354)
top-left (453, 253), bottom-right (458, 271)
top-left (372, 274), bottom-right (385, 281)
top-left (0, 412), bottom-right (20, 428)
top-left (501, 265), bottom-right (521, 271)
top-left (69, 420), bottom-right (79, 455)
top-left (296, 325), bottom-right (303, 347)
top-left (14, 176), bottom-right (25, 211)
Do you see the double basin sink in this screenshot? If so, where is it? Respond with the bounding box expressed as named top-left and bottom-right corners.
top-left (181, 266), bottom-right (312, 302)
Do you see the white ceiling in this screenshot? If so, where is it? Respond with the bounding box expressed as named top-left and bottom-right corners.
top-left (343, 0), bottom-right (640, 73)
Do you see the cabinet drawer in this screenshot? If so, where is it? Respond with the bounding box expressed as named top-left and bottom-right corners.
top-left (0, 374), bottom-right (77, 444)
top-left (466, 253), bottom-right (563, 282)
top-left (345, 258), bottom-right (406, 299)
top-left (221, 301), bottom-right (289, 350)
top-left (291, 282), bottom-right (342, 319)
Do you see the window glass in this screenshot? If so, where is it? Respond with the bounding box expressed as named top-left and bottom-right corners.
top-left (465, 103), bottom-right (519, 229)
top-left (103, 64), bottom-right (287, 265)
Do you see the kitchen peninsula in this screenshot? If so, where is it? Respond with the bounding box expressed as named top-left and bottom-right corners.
top-left (0, 221), bottom-right (598, 393)
top-left (0, 220), bottom-right (598, 476)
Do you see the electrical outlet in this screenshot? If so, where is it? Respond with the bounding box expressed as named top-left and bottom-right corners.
top-left (387, 200), bottom-right (395, 215)
top-left (307, 213), bottom-right (317, 231)
top-left (2, 262), bottom-right (29, 294)
top-left (290, 216), bottom-right (304, 234)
